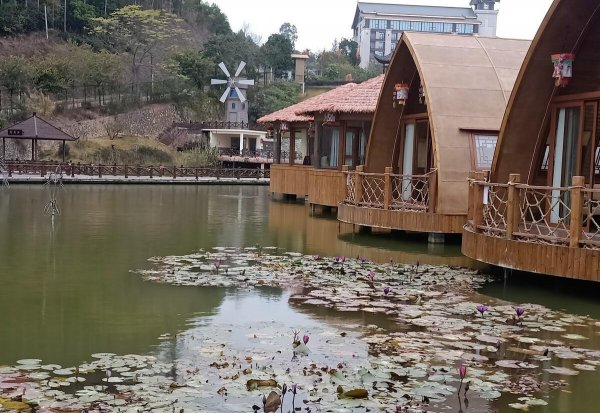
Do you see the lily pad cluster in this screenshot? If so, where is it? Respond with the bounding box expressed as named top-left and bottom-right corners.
top-left (1, 248), bottom-right (599, 412)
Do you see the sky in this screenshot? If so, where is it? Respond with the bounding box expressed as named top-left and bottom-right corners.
top-left (210, 0), bottom-right (554, 51)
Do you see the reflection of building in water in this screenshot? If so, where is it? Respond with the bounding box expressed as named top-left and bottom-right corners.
top-left (268, 198), bottom-right (482, 268)
top-left (208, 185), bottom-right (269, 247)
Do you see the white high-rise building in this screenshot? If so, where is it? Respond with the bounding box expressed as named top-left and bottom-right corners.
top-left (352, 1), bottom-right (500, 68)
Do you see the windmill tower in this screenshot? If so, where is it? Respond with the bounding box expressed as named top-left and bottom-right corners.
top-left (211, 62), bottom-right (255, 124)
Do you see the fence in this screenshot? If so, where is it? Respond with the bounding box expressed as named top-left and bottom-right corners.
top-left (342, 166), bottom-right (436, 213)
top-left (4, 161), bottom-right (269, 181)
top-left (0, 79), bottom-right (189, 115)
top-left (467, 174), bottom-right (600, 250)
top-left (174, 121), bottom-right (266, 131)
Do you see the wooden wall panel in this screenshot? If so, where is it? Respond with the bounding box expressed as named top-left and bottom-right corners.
top-left (307, 170), bottom-right (346, 207)
top-left (270, 165), bottom-right (312, 196)
top-left (338, 204), bottom-right (465, 234)
top-left (462, 228), bottom-right (600, 281)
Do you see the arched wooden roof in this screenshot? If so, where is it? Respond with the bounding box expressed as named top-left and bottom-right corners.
top-left (493, 0), bottom-right (600, 182)
top-left (367, 32), bottom-right (529, 214)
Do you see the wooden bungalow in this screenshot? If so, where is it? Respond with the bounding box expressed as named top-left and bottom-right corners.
top-left (259, 75), bottom-right (384, 208)
top-left (338, 32), bottom-right (530, 242)
top-left (463, 0), bottom-right (600, 281)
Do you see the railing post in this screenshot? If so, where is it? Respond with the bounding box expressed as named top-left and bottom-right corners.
top-left (98, 164), bottom-right (102, 178)
top-left (355, 165), bottom-right (364, 205)
top-left (113, 164), bottom-right (116, 176)
top-left (173, 166), bottom-right (177, 179)
top-left (195, 168), bottom-right (198, 180)
top-left (124, 166), bottom-right (128, 178)
top-left (427, 168), bottom-right (437, 213)
top-left (472, 173), bottom-right (485, 233)
top-left (149, 166), bottom-right (153, 179)
top-left (570, 176), bottom-right (585, 248)
top-left (384, 167), bottom-right (392, 210)
top-left (342, 165), bottom-right (350, 201)
top-left (71, 164), bottom-right (75, 177)
top-left (505, 173), bottom-right (521, 239)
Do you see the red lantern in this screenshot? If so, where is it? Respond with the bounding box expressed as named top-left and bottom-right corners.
top-left (551, 53), bottom-right (574, 87)
top-left (393, 83), bottom-right (409, 108)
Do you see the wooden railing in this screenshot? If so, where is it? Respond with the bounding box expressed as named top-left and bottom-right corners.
top-left (342, 166), bottom-right (437, 213)
top-left (467, 174), bottom-right (600, 250)
top-left (4, 161), bottom-right (270, 180)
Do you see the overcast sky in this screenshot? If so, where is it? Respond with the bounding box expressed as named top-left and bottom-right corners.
top-left (209, 0), bottom-right (554, 51)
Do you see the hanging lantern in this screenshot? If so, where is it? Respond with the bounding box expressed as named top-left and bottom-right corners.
top-left (393, 83), bottom-right (409, 108)
top-left (418, 83), bottom-right (426, 105)
top-left (280, 122), bottom-right (289, 132)
top-left (323, 112), bottom-right (336, 126)
top-left (551, 53), bottom-right (575, 87)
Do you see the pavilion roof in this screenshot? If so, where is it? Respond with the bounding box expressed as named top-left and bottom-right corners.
top-left (297, 75), bottom-right (384, 115)
top-left (0, 114), bottom-right (78, 141)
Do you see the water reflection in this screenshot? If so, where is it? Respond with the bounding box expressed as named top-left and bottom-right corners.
top-left (268, 198), bottom-right (481, 267)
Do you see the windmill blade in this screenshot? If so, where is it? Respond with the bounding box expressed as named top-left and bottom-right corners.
top-left (219, 86), bottom-right (231, 103)
top-left (218, 62), bottom-right (231, 78)
top-left (235, 86), bottom-right (246, 103)
top-left (237, 79), bottom-right (255, 86)
top-left (234, 61), bottom-right (247, 77)
top-left (211, 79), bottom-right (228, 85)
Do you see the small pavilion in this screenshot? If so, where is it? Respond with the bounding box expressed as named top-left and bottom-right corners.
top-left (0, 113), bottom-right (78, 162)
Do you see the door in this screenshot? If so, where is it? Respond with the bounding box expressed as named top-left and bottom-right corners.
top-left (550, 106), bottom-right (581, 223)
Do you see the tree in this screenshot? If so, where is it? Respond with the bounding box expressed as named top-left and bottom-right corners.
top-left (92, 5), bottom-right (189, 88)
top-left (0, 57), bottom-right (33, 106)
top-left (279, 22), bottom-right (298, 50)
top-left (183, 0), bottom-right (231, 35)
top-left (169, 50), bottom-right (214, 90)
top-left (247, 81), bottom-right (300, 124)
top-left (204, 31), bottom-right (261, 77)
top-left (261, 34), bottom-right (293, 78)
top-left (339, 38), bottom-right (359, 66)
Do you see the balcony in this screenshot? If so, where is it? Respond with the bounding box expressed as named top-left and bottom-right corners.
top-left (338, 166), bottom-right (465, 234)
top-left (462, 174), bottom-right (600, 281)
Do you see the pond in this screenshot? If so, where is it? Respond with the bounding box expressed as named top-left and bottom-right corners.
top-left (0, 184), bottom-right (599, 412)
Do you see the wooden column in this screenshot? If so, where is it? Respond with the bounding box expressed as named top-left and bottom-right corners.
top-left (355, 165), bottom-right (364, 205)
top-left (384, 166), bottom-right (392, 210)
top-left (275, 129), bottom-right (282, 164)
top-left (339, 120), bottom-right (346, 170)
top-left (62, 141), bottom-right (66, 163)
top-left (313, 122), bottom-right (321, 168)
top-left (31, 139), bottom-right (35, 161)
top-left (570, 175), bottom-right (585, 248)
top-left (342, 165), bottom-right (350, 202)
top-left (427, 168), bottom-right (437, 213)
top-left (289, 129), bottom-right (295, 165)
top-left (2, 138), bottom-right (5, 158)
top-left (506, 173), bottom-right (521, 240)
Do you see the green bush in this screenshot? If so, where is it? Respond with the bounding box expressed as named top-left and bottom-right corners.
top-left (177, 146), bottom-right (221, 168)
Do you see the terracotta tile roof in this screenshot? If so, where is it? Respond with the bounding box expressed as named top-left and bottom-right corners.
top-left (0, 114), bottom-right (78, 141)
top-left (257, 75), bottom-right (384, 124)
top-left (297, 75), bottom-right (385, 115)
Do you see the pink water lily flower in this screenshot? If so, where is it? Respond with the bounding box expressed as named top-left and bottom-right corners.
top-left (384, 287), bottom-right (391, 295)
top-left (303, 335), bottom-right (309, 345)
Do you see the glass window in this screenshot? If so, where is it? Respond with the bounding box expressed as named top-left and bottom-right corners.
top-left (232, 103), bottom-right (236, 109)
top-left (456, 24), bottom-right (474, 34)
top-left (344, 131), bottom-right (354, 166)
top-left (374, 50), bottom-right (384, 56)
top-left (320, 126), bottom-right (340, 168)
top-left (374, 40), bottom-right (385, 50)
top-left (370, 19), bottom-right (386, 29)
top-left (473, 135), bottom-right (498, 170)
top-left (390, 20), bottom-right (400, 30)
top-left (391, 31), bottom-right (400, 42)
top-left (375, 31), bottom-right (385, 40)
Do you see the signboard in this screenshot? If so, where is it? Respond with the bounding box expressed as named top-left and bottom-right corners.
top-left (7, 129), bottom-right (24, 136)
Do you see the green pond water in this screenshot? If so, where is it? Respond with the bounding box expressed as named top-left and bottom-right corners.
top-left (0, 184), bottom-right (599, 412)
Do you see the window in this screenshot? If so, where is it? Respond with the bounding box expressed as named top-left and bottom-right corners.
top-left (456, 24), bottom-right (474, 34)
top-left (242, 103), bottom-right (246, 110)
top-left (540, 145), bottom-right (550, 171)
top-left (391, 31), bottom-right (400, 42)
top-left (231, 103), bottom-right (236, 109)
top-left (374, 50), bottom-right (384, 57)
top-left (320, 126), bottom-right (340, 168)
top-left (390, 20), bottom-right (400, 30)
top-left (472, 135), bottom-right (498, 170)
top-left (370, 19), bottom-right (386, 29)
top-left (375, 31), bottom-right (385, 40)
top-left (374, 40), bottom-right (384, 50)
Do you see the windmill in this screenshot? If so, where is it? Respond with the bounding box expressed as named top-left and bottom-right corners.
top-left (211, 61), bottom-right (255, 103)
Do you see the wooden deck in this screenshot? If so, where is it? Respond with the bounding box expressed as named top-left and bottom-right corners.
top-left (269, 164), bottom-right (311, 197)
top-left (463, 174), bottom-right (600, 281)
top-left (307, 169), bottom-right (346, 207)
top-left (462, 228), bottom-right (600, 281)
top-left (338, 204), bottom-right (465, 234)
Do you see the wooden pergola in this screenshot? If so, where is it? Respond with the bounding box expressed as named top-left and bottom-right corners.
top-left (0, 113), bottom-right (78, 162)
